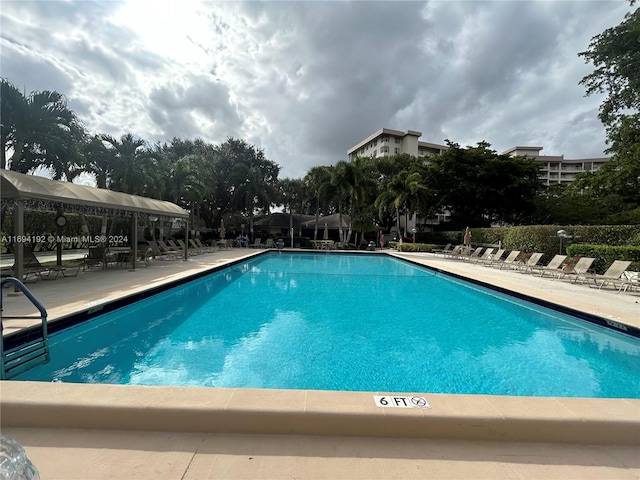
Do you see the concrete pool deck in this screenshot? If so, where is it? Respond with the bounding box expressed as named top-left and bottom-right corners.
top-left (1, 248), bottom-right (639, 479)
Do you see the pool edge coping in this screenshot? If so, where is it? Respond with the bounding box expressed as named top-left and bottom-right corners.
top-left (2, 381), bottom-right (639, 445)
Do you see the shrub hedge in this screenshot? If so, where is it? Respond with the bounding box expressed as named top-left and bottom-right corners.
top-left (421, 224), bottom-right (640, 273)
top-left (565, 244), bottom-right (640, 274)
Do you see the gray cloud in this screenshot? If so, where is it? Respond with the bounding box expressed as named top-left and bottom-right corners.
top-left (0, 0), bottom-right (632, 179)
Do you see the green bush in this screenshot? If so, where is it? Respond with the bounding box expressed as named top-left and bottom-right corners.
top-left (427, 224), bottom-right (640, 266)
top-left (397, 243), bottom-right (439, 252)
top-left (566, 244), bottom-right (640, 274)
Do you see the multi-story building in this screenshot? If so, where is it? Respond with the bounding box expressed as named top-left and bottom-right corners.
top-left (347, 128), bottom-right (611, 233)
top-left (348, 128), bottom-right (610, 187)
top-left (501, 146), bottom-right (609, 186)
top-left (347, 128), bottom-right (448, 160)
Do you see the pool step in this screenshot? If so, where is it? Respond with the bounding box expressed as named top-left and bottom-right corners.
top-left (1, 277), bottom-right (50, 380)
top-left (3, 338), bottom-right (49, 379)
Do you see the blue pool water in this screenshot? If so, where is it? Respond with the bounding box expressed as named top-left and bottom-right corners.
top-left (15, 253), bottom-right (640, 398)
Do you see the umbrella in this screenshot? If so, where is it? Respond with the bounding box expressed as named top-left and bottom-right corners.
top-left (323, 223), bottom-right (329, 240)
top-left (220, 219), bottom-right (226, 240)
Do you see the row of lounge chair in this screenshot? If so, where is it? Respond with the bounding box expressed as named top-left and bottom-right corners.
top-left (0, 245), bottom-right (80, 282)
top-left (433, 244), bottom-right (638, 293)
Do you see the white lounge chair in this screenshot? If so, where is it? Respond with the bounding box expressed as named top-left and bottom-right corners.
top-left (555, 257), bottom-right (596, 282)
top-left (516, 252), bottom-right (544, 273)
top-left (478, 249), bottom-right (505, 266)
top-left (527, 254), bottom-right (567, 277)
top-left (492, 250), bottom-right (521, 270)
top-left (579, 260), bottom-right (633, 290)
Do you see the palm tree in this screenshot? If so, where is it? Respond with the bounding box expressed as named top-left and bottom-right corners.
top-left (165, 153), bottom-right (210, 236)
top-left (304, 166), bottom-right (333, 240)
top-left (334, 157), bottom-right (372, 243)
top-left (278, 177), bottom-right (306, 236)
top-left (230, 163), bottom-right (278, 240)
top-left (101, 133), bottom-right (165, 197)
top-left (1, 80), bottom-right (80, 173)
top-left (82, 134), bottom-right (113, 188)
top-left (375, 170), bottom-right (427, 238)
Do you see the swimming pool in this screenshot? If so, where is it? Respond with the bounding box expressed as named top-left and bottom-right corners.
top-left (13, 252), bottom-right (640, 398)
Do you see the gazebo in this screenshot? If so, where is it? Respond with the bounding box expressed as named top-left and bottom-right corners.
top-left (1, 170), bottom-right (189, 280)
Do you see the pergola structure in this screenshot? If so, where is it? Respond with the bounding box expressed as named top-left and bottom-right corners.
top-left (1, 170), bottom-right (189, 280)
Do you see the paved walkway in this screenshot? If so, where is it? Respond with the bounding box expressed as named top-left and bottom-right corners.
top-left (2, 249), bottom-right (639, 480)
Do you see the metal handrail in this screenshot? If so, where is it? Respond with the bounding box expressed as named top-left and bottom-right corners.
top-left (1, 277), bottom-right (49, 380)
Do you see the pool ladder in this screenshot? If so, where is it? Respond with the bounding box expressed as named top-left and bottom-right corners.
top-left (0, 278), bottom-right (50, 380)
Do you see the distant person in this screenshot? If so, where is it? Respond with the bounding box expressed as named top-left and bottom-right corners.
top-left (464, 229), bottom-right (472, 247)
top-left (380, 235), bottom-right (385, 248)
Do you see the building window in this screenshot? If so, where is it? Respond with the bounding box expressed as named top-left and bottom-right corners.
top-left (395, 137), bottom-right (400, 144)
top-left (373, 149), bottom-right (377, 156)
top-left (381, 146), bottom-right (389, 153)
top-left (395, 147), bottom-right (400, 154)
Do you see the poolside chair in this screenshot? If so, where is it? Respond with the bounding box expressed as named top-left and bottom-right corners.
top-left (444, 245), bottom-right (465, 259)
top-left (176, 239), bottom-right (198, 256)
top-left (249, 238), bottom-right (265, 248)
top-left (459, 247), bottom-right (484, 262)
top-left (617, 271), bottom-right (639, 293)
top-left (158, 240), bottom-right (180, 254)
top-left (527, 254), bottom-right (567, 277)
top-left (554, 257), bottom-right (596, 282)
top-left (167, 239), bottom-right (182, 251)
top-left (83, 246), bottom-right (109, 271)
top-left (432, 243), bottom-right (452, 256)
top-left (470, 248), bottom-right (494, 264)
top-left (516, 252), bottom-right (544, 274)
top-left (491, 250), bottom-right (521, 270)
top-left (477, 249), bottom-right (505, 266)
top-left (579, 260), bottom-right (632, 290)
top-left (10, 246), bottom-right (54, 281)
top-left (147, 241), bottom-right (180, 260)
top-left (264, 238), bottom-right (276, 249)
top-left (194, 238), bottom-right (214, 253)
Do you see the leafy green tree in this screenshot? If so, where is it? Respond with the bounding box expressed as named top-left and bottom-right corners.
top-left (426, 141), bottom-right (541, 227)
top-left (575, 4), bottom-right (640, 207)
top-left (226, 139), bottom-right (280, 239)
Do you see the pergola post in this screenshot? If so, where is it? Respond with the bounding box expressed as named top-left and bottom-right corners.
top-left (13, 201), bottom-right (24, 291)
top-left (130, 213), bottom-right (138, 271)
top-left (183, 219), bottom-right (189, 261)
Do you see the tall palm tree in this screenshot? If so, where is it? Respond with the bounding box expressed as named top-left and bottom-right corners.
top-left (1, 80), bottom-right (80, 173)
top-left (334, 157), bottom-right (372, 243)
top-left (304, 166), bottom-right (333, 240)
top-left (101, 133), bottom-right (165, 197)
top-left (165, 153), bottom-right (210, 236)
top-left (375, 170), bottom-right (427, 238)
top-left (230, 163), bottom-right (278, 239)
top-left (82, 134), bottom-right (113, 188)
top-left (278, 177), bottom-right (306, 236)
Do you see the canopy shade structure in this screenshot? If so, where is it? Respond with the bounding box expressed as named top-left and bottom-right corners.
top-left (1, 170), bottom-right (188, 219)
top-left (1, 170), bottom-right (189, 279)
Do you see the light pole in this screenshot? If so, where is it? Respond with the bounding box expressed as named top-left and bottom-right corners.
top-left (412, 228), bottom-right (416, 243)
top-left (557, 229), bottom-right (566, 254)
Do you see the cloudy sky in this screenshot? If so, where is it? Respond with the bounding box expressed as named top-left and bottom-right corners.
top-left (0, 0), bottom-right (631, 180)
